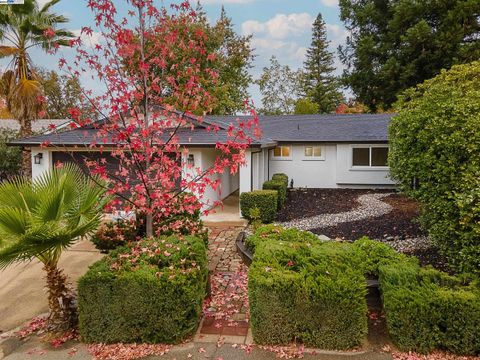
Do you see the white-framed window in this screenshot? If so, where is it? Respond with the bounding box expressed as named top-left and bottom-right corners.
top-left (303, 145), bottom-right (325, 160)
top-left (352, 146), bottom-right (389, 168)
top-left (271, 146), bottom-right (291, 160)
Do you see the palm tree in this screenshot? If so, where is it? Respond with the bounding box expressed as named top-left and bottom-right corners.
top-left (0, 164), bottom-right (108, 331)
top-left (0, 0), bottom-right (73, 176)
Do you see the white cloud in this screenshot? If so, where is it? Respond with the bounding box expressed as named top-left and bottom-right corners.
top-left (242, 13), bottom-right (314, 40)
top-left (321, 0), bottom-right (338, 7)
top-left (36, 0), bottom-right (50, 8)
top-left (71, 29), bottom-right (103, 48)
top-left (201, 0), bottom-right (253, 3)
top-left (325, 23), bottom-right (349, 49)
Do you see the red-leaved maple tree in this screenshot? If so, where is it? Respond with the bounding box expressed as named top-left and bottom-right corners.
top-left (47, 0), bottom-right (260, 236)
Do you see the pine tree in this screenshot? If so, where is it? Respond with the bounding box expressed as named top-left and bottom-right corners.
top-left (303, 13), bottom-right (343, 113)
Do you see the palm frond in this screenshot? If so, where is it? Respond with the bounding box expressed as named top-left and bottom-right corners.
top-left (39, 0), bottom-right (60, 14)
top-left (0, 164), bottom-right (107, 268)
top-left (0, 46), bottom-right (20, 58)
top-left (0, 208), bottom-right (28, 237)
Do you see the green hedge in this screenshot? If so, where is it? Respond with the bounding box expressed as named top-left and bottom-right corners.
top-left (248, 227), bottom-right (368, 349)
top-left (379, 262), bottom-right (480, 355)
top-left (245, 224), bottom-right (318, 253)
top-left (240, 190), bottom-right (278, 223)
top-left (78, 235), bottom-right (208, 344)
top-left (247, 226), bottom-right (480, 354)
top-left (272, 173), bottom-right (288, 187)
top-left (263, 180), bottom-right (287, 209)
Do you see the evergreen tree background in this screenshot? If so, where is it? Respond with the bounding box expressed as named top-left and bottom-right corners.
top-left (339, 0), bottom-right (480, 112)
top-left (302, 13), bottom-right (344, 113)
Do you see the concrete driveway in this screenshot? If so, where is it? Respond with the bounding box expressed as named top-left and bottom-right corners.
top-left (0, 240), bottom-right (103, 333)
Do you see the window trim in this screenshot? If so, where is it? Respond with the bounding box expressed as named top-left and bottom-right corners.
top-left (302, 145), bottom-right (325, 161)
top-left (350, 145), bottom-right (389, 170)
top-left (271, 145), bottom-right (292, 161)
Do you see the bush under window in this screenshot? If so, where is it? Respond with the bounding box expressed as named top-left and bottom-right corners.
top-left (271, 173), bottom-right (288, 187)
top-left (262, 180), bottom-right (286, 209)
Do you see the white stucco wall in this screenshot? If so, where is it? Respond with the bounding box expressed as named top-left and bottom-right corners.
top-left (269, 144), bottom-right (338, 188)
top-left (336, 144), bottom-right (395, 187)
top-left (182, 148), bottom-right (240, 210)
top-left (266, 143), bottom-right (396, 189)
top-left (31, 148), bottom-right (52, 180)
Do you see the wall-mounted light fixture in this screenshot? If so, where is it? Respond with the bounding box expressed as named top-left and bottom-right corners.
top-left (34, 153), bottom-right (43, 165)
top-left (187, 154), bottom-right (195, 166)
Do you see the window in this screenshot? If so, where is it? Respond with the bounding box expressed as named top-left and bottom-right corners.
top-left (352, 146), bottom-right (389, 167)
top-left (272, 146), bottom-right (291, 159)
top-left (304, 146), bottom-right (324, 160)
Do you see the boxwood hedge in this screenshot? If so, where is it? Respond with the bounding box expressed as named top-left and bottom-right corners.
top-left (263, 180), bottom-right (287, 209)
top-left (240, 190), bottom-right (278, 223)
top-left (78, 235), bottom-right (208, 344)
top-left (248, 226), bottom-right (369, 349)
top-left (379, 261), bottom-right (480, 355)
top-left (272, 173), bottom-right (288, 187)
top-left (248, 226), bottom-right (480, 354)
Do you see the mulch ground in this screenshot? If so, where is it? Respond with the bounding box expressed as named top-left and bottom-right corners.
top-left (277, 188), bottom-right (384, 222)
top-left (279, 189), bottom-right (451, 271)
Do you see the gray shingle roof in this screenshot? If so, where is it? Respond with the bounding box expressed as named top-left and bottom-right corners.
top-left (207, 114), bottom-right (393, 143)
top-left (8, 127), bottom-right (263, 147)
top-left (9, 114), bottom-right (393, 147)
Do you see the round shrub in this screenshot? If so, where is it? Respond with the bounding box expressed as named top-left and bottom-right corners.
top-left (272, 173), bottom-right (288, 187)
top-left (389, 61), bottom-right (480, 275)
top-left (91, 219), bottom-right (140, 252)
top-left (78, 235), bottom-right (208, 344)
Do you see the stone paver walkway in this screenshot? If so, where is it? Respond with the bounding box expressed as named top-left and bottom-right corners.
top-left (196, 225), bottom-right (251, 344)
top-left (207, 226), bottom-right (244, 273)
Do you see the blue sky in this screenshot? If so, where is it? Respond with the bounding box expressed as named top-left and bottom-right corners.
top-left (4, 0), bottom-right (348, 109)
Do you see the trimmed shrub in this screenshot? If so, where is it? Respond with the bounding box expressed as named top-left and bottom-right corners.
top-left (379, 262), bottom-right (480, 354)
top-left (91, 219), bottom-right (140, 252)
top-left (78, 235), bottom-right (208, 344)
top-left (352, 237), bottom-right (415, 276)
top-left (240, 190), bottom-right (278, 223)
top-left (263, 180), bottom-right (287, 209)
top-left (272, 173), bottom-right (288, 187)
top-left (245, 224), bottom-right (319, 253)
top-left (248, 228), bottom-right (368, 349)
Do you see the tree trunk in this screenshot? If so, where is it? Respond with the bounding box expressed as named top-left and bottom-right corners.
top-left (20, 116), bottom-right (32, 177)
top-left (43, 265), bottom-right (77, 331)
top-left (146, 213), bottom-right (153, 237)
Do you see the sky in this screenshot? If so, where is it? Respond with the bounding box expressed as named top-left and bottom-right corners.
top-left (3, 0), bottom-right (349, 109)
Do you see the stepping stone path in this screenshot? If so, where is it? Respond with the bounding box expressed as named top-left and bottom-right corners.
top-left (280, 193), bottom-right (394, 231)
top-left (197, 225), bottom-right (251, 344)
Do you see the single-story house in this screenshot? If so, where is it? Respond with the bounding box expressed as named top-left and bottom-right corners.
top-left (9, 113), bottom-right (396, 209)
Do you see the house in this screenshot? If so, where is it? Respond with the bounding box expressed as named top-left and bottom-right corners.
top-left (9, 113), bottom-right (395, 210)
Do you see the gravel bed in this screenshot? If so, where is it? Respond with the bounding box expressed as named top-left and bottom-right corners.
top-left (279, 193), bottom-right (394, 231)
top-left (377, 235), bottom-right (433, 253)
